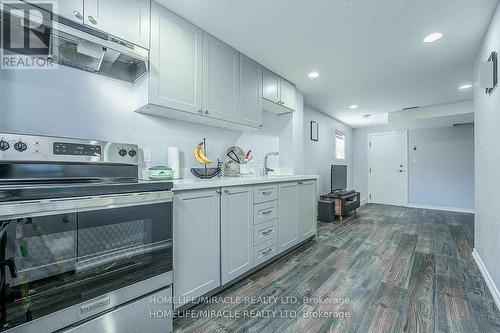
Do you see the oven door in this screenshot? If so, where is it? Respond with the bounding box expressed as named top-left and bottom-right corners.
top-left (0, 192), bottom-right (173, 332)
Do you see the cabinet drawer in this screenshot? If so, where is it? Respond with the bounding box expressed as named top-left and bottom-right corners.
top-left (254, 201), bottom-right (278, 225)
top-left (254, 184), bottom-right (278, 203)
top-left (254, 219), bottom-right (277, 246)
top-left (254, 238), bottom-right (278, 266)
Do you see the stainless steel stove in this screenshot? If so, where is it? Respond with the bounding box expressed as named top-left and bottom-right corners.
top-left (0, 133), bottom-right (173, 333)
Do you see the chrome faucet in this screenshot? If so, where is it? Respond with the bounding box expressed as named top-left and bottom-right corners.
top-left (264, 152), bottom-right (279, 175)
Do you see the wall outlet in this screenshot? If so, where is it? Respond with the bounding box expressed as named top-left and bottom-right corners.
top-left (143, 148), bottom-right (152, 163)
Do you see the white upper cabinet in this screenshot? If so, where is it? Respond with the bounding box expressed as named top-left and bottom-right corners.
top-left (280, 79), bottom-right (296, 111)
top-left (202, 33), bottom-right (240, 122)
top-left (149, 3), bottom-right (203, 114)
top-left (239, 55), bottom-right (263, 128)
top-left (54, 0), bottom-right (84, 24)
top-left (262, 69), bottom-right (281, 104)
top-left (84, 0), bottom-right (151, 49)
top-left (262, 69), bottom-right (296, 114)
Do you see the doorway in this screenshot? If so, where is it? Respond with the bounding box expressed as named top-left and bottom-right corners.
top-left (368, 131), bottom-right (408, 206)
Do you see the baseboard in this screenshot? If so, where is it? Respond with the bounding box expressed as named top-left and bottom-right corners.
top-left (406, 203), bottom-right (474, 214)
top-left (360, 198), bottom-right (368, 206)
top-left (472, 249), bottom-right (500, 311)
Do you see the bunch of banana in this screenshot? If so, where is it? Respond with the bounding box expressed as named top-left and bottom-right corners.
top-left (193, 143), bottom-right (214, 164)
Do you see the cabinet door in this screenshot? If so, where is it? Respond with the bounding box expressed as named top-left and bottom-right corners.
top-left (84, 0), bottom-right (150, 49)
top-left (278, 182), bottom-right (299, 252)
top-left (299, 180), bottom-right (317, 241)
top-left (202, 33), bottom-right (240, 122)
top-left (150, 4), bottom-right (203, 114)
top-left (280, 79), bottom-right (296, 111)
top-left (55, 0), bottom-right (84, 24)
top-left (239, 55), bottom-right (263, 128)
top-left (221, 186), bottom-right (254, 284)
top-left (262, 69), bottom-right (280, 104)
top-left (174, 189), bottom-right (220, 308)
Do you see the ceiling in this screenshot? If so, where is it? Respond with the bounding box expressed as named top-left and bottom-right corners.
top-left (157, 0), bottom-right (499, 127)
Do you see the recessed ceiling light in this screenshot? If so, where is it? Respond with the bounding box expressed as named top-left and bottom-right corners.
top-left (458, 84), bottom-right (473, 90)
top-left (349, 105), bottom-right (358, 109)
top-left (308, 72), bottom-right (319, 78)
top-left (423, 32), bottom-right (443, 43)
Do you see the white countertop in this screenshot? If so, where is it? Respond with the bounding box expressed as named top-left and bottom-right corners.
top-left (172, 175), bottom-right (319, 191)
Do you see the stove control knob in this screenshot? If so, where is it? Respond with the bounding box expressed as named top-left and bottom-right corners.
top-left (118, 149), bottom-right (128, 157)
top-left (14, 141), bottom-right (27, 152)
top-left (0, 140), bottom-right (10, 151)
top-left (128, 149), bottom-right (137, 157)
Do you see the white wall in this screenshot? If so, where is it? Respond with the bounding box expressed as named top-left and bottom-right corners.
top-left (353, 124), bottom-right (475, 210)
top-left (408, 125), bottom-right (474, 210)
top-left (0, 66), bottom-right (284, 177)
top-left (302, 106), bottom-right (353, 196)
top-left (474, 2), bottom-right (500, 302)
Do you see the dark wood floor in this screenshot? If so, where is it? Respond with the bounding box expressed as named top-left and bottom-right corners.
top-left (174, 204), bottom-right (500, 333)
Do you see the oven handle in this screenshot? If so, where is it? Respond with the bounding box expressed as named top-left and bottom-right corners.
top-left (0, 191), bottom-right (173, 219)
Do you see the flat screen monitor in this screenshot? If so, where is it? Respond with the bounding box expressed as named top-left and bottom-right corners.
top-left (331, 165), bottom-right (347, 192)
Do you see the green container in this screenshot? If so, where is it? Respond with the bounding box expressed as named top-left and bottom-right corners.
top-left (148, 166), bottom-right (173, 180)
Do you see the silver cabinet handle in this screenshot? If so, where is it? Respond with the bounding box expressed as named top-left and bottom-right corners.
top-left (262, 210), bottom-right (273, 215)
top-left (205, 110), bottom-right (209, 115)
top-left (73, 10), bottom-right (83, 19)
top-left (262, 229), bottom-right (273, 235)
top-left (216, 189), bottom-right (222, 194)
top-left (262, 248), bottom-right (273, 255)
top-left (298, 181), bottom-right (303, 185)
top-left (262, 191), bottom-right (273, 195)
top-left (397, 170), bottom-right (404, 173)
top-left (88, 16), bottom-right (97, 25)
top-left (224, 189), bottom-right (229, 194)
top-left (198, 109), bottom-right (203, 114)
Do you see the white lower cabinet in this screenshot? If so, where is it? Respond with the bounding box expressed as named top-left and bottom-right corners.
top-left (221, 186), bottom-right (254, 284)
top-left (174, 179), bottom-right (316, 309)
top-left (173, 189), bottom-right (221, 308)
top-left (299, 180), bottom-right (317, 241)
top-left (278, 180), bottom-right (317, 252)
top-left (278, 182), bottom-right (299, 251)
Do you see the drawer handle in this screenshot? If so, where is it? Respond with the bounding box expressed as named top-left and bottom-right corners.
top-left (262, 229), bottom-right (273, 235)
top-left (262, 191), bottom-right (273, 195)
top-left (262, 248), bottom-right (273, 255)
top-left (262, 210), bottom-right (273, 215)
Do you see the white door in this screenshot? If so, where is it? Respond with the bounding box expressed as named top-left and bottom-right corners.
top-left (84, 0), bottom-right (150, 49)
top-left (221, 186), bottom-right (254, 284)
top-left (150, 4), bottom-right (203, 114)
top-left (368, 131), bottom-right (408, 206)
top-left (202, 33), bottom-right (240, 122)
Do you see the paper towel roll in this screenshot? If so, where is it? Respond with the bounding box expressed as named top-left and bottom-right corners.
top-left (168, 147), bottom-right (180, 179)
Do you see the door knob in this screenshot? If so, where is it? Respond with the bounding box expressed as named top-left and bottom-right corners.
top-left (88, 16), bottom-right (97, 25)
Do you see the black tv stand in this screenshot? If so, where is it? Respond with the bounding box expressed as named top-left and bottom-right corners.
top-left (320, 191), bottom-right (360, 221)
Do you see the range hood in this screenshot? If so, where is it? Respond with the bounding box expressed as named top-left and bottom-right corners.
top-left (51, 23), bottom-right (149, 83)
top-left (1, 4), bottom-right (148, 83)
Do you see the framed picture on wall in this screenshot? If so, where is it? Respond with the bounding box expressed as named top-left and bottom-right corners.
top-left (311, 121), bottom-right (319, 141)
